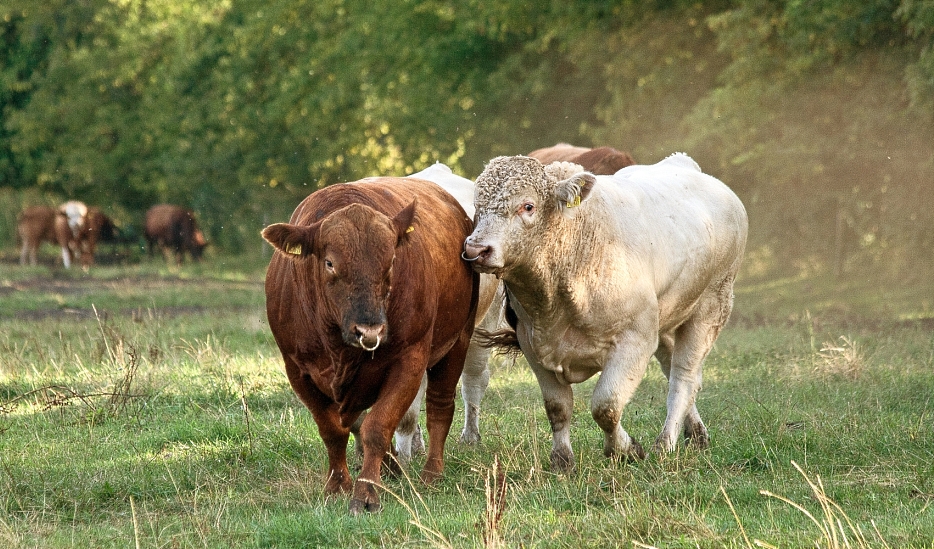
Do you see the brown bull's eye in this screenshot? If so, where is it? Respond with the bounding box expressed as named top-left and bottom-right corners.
top-left (324, 259), bottom-right (333, 269)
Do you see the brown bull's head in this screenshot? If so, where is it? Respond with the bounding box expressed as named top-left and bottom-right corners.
top-left (262, 200), bottom-right (417, 351)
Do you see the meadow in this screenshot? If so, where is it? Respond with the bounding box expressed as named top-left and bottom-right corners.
top-left (1, 254), bottom-right (933, 548)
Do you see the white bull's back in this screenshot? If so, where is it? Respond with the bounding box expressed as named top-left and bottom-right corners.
top-left (591, 155), bottom-right (747, 321)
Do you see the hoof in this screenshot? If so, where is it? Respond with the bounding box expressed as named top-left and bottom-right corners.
top-left (606, 438), bottom-right (646, 463)
top-left (349, 498), bottom-right (381, 515)
top-left (550, 448), bottom-right (575, 473)
top-left (459, 431), bottom-right (481, 445)
top-left (629, 439), bottom-right (646, 461)
top-left (420, 463), bottom-right (443, 485)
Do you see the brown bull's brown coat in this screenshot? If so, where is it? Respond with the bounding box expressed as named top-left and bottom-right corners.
top-left (144, 204), bottom-right (207, 264)
top-left (262, 177), bottom-right (479, 514)
top-left (528, 143), bottom-right (636, 174)
top-left (75, 207), bottom-right (116, 269)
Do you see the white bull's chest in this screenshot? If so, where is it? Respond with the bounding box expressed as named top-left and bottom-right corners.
top-left (510, 293), bottom-right (616, 385)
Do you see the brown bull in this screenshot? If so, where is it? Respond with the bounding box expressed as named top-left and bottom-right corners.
top-left (262, 177), bottom-right (479, 515)
top-left (17, 206), bottom-right (75, 268)
top-left (528, 143), bottom-right (636, 174)
top-left (144, 204), bottom-right (207, 264)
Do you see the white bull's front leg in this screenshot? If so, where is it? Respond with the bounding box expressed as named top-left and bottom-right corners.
top-left (526, 356), bottom-right (576, 472)
top-left (590, 328), bottom-right (657, 461)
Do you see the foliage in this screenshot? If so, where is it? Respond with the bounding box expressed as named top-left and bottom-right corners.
top-left (0, 0), bottom-right (932, 270)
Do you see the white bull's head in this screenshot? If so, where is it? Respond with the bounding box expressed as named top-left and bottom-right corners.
top-left (463, 156), bottom-right (596, 277)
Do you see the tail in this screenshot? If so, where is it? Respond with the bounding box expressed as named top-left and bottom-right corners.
top-left (475, 291), bottom-right (523, 359)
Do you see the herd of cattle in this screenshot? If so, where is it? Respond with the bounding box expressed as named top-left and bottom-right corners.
top-left (14, 143), bottom-right (749, 515)
top-left (260, 143), bottom-right (749, 514)
top-left (16, 202), bottom-right (207, 268)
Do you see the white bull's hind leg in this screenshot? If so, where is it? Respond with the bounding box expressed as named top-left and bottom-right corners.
top-left (459, 339), bottom-right (491, 444)
top-left (655, 333), bottom-right (708, 448)
top-left (656, 277), bottom-right (735, 452)
top-left (460, 277), bottom-right (503, 444)
top-left (394, 372), bottom-right (427, 464)
top-left (591, 330), bottom-right (655, 462)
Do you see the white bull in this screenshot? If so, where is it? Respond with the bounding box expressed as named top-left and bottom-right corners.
top-left (462, 153), bottom-right (748, 471)
top-left (387, 164), bottom-right (504, 463)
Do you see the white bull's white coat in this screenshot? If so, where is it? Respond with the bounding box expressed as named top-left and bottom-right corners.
top-left (464, 153), bottom-right (748, 470)
top-left (384, 164), bottom-right (504, 463)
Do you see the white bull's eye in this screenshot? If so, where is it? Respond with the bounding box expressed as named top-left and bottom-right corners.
top-left (521, 202), bottom-right (535, 213)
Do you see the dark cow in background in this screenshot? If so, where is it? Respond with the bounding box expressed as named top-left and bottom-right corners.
top-left (75, 207), bottom-right (118, 269)
top-left (262, 177), bottom-right (479, 514)
top-left (528, 143), bottom-right (636, 175)
top-left (17, 206), bottom-right (74, 267)
top-left (144, 204), bottom-right (207, 264)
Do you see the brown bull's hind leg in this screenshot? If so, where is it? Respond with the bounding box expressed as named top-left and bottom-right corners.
top-left (422, 332), bottom-right (470, 484)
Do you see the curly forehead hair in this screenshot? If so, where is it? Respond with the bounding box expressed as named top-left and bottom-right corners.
top-left (475, 156), bottom-right (548, 213)
top-left (475, 156), bottom-right (587, 214)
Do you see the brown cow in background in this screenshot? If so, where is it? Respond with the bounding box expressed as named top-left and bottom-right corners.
top-left (17, 202), bottom-right (118, 269)
top-left (144, 204), bottom-right (207, 264)
top-left (262, 177), bottom-right (479, 514)
top-left (17, 206), bottom-right (74, 267)
top-left (528, 143), bottom-right (636, 174)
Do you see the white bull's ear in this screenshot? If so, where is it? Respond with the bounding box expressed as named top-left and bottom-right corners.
top-left (554, 173), bottom-right (596, 215)
top-left (261, 221), bottom-right (320, 259)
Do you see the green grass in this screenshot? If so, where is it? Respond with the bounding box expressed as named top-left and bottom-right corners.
top-left (1, 259), bottom-right (933, 547)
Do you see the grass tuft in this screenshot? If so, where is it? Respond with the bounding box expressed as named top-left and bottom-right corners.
top-left (757, 461), bottom-right (892, 548)
top-left (816, 336), bottom-right (865, 379)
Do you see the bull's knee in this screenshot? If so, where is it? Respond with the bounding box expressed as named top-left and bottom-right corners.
top-left (592, 405), bottom-right (644, 461)
top-left (544, 399), bottom-right (571, 433)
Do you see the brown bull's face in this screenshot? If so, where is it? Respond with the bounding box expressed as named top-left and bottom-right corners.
top-left (263, 200), bottom-right (416, 351)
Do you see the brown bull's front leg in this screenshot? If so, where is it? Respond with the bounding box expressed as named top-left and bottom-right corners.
top-left (349, 358), bottom-right (427, 515)
top-left (283, 361), bottom-right (354, 495)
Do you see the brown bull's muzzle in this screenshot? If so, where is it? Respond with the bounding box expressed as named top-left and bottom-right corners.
top-left (344, 319), bottom-right (387, 351)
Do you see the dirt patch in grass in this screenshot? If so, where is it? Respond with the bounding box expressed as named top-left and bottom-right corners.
top-left (1, 273), bottom-right (264, 321)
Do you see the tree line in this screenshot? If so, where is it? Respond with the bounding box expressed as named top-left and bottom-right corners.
top-left (1, 0), bottom-right (932, 275)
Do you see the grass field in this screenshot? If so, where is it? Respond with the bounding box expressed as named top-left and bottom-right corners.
top-left (1, 255), bottom-right (933, 548)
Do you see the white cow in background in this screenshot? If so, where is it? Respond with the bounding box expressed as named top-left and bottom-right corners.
top-left (384, 164), bottom-right (505, 463)
top-left (463, 153), bottom-right (748, 471)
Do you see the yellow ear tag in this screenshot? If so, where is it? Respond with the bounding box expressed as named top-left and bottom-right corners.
top-left (406, 226), bottom-right (415, 234)
top-left (285, 243), bottom-right (302, 255)
top-left (566, 195), bottom-right (581, 208)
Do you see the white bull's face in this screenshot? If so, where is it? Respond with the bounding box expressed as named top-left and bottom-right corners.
top-left (463, 156), bottom-right (595, 278)
top-left (463, 191), bottom-right (539, 276)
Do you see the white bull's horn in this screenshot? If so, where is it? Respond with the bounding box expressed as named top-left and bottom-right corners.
top-left (359, 334), bottom-right (380, 352)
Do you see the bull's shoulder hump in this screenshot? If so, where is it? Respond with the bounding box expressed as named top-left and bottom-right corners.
top-left (658, 152), bottom-right (702, 172)
top-left (406, 165), bottom-right (476, 218)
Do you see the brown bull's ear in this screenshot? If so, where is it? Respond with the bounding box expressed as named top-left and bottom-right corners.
top-left (392, 198), bottom-right (417, 247)
top-left (261, 222), bottom-right (319, 259)
top-left (555, 173), bottom-right (596, 214)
